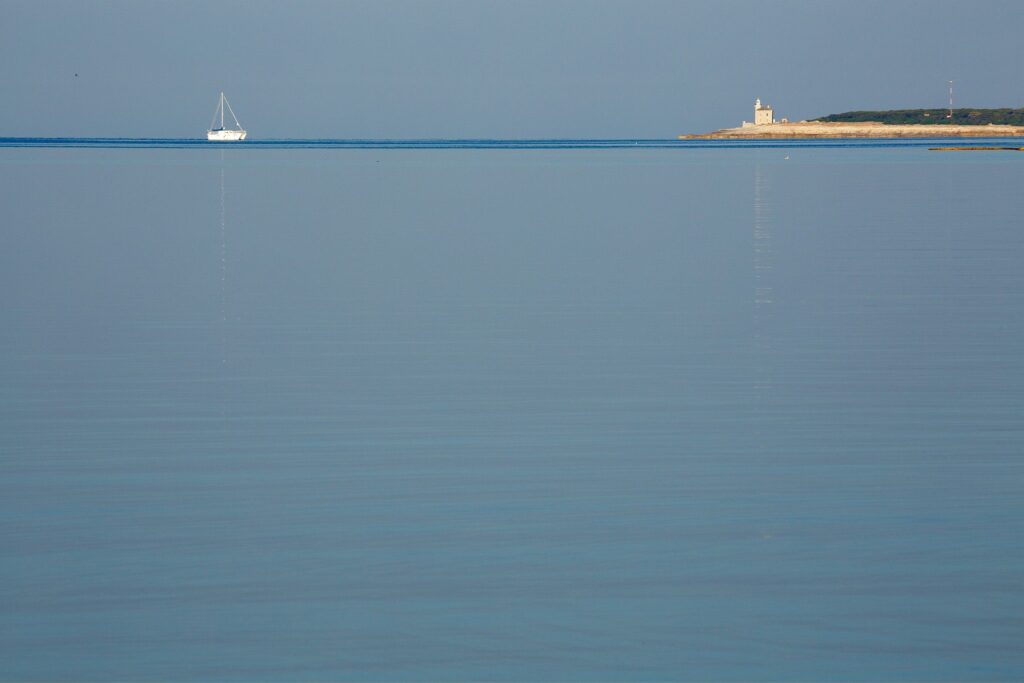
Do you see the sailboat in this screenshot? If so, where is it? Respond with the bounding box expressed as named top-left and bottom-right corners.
top-left (207, 92), bottom-right (247, 141)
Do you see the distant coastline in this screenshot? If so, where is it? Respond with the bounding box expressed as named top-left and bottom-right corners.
top-left (681, 121), bottom-right (1024, 140)
top-left (820, 108), bottom-right (1024, 126)
top-left (683, 105), bottom-right (1024, 139)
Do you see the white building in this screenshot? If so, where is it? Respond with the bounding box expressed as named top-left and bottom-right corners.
top-left (742, 98), bottom-right (776, 127)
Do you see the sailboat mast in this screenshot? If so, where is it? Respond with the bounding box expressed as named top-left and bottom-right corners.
top-left (220, 92), bottom-right (225, 129)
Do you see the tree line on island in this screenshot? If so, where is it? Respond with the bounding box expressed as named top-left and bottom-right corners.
top-left (816, 109), bottom-right (1024, 126)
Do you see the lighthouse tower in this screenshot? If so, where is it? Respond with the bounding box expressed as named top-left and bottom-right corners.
top-left (754, 98), bottom-right (774, 126)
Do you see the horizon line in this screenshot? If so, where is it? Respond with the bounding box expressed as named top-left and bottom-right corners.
top-left (0, 136), bottom-right (1006, 150)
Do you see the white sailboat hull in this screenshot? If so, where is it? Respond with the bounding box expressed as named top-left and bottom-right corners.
top-left (207, 129), bottom-right (247, 141)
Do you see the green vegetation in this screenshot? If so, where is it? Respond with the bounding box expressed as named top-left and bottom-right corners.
top-left (816, 109), bottom-right (1024, 126)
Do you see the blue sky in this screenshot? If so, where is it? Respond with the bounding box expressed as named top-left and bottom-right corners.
top-left (2, 0), bottom-right (1022, 138)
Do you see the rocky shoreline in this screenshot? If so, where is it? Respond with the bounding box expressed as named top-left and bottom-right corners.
top-left (680, 121), bottom-right (1024, 139)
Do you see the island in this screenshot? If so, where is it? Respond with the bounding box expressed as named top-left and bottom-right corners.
top-left (680, 100), bottom-right (1024, 139)
top-left (820, 109), bottom-right (1024, 126)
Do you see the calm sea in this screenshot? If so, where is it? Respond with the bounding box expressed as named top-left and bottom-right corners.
top-left (1, 140), bottom-right (1022, 681)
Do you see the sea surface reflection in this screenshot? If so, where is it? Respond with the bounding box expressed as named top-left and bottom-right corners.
top-left (1, 146), bottom-right (1022, 681)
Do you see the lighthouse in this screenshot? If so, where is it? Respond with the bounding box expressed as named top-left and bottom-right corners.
top-left (754, 98), bottom-right (774, 126)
